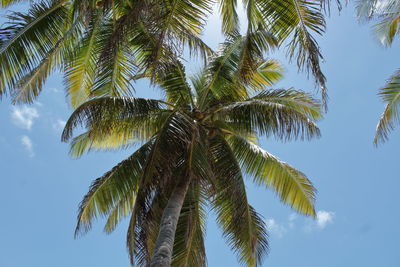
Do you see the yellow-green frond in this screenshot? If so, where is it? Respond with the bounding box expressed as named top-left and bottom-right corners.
top-left (247, 59), bottom-right (284, 90)
top-left (0, 0), bottom-right (69, 96)
top-left (228, 135), bottom-right (316, 216)
top-left (374, 70), bottom-right (400, 145)
top-left (75, 141), bottom-right (153, 236)
top-left (209, 135), bottom-right (269, 267)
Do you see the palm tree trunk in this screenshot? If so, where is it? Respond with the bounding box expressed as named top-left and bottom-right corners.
top-left (150, 176), bottom-right (191, 267)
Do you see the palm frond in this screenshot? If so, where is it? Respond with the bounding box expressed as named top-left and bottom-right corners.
top-left (259, 0), bottom-right (327, 109)
top-left (356, 1), bottom-right (400, 144)
top-left (65, 107), bottom-right (175, 160)
top-left (11, 15), bottom-right (81, 103)
top-left (198, 36), bottom-right (249, 108)
top-left (374, 14), bottom-right (400, 46)
top-left (356, 0), bottom-right (380, 18)
top-left (68, 128), bottom-right (137, 158)
top-left (148, 114), bottom-right (197, 181)
top-left (235, 30), bottom-right (278, 85)
top-left (64, 10), bottom-right (103, 107)
top-left (218, 0), bottom-right (240, 34)
top-left (12, 40), bottom-right (61, 103)
top-left (129, 18), bottom-right (177, 77)
top-left (211, 119), bottom-right (259, 142)
top-left (209, 135), bottom-right (269, 267)
top-left (246, 59), bottom-right (284, 90)
top-left (176, 26), bottom-right (214, 60)
top-left (357, 0), bottom-right (400, 46)
top-left (61, 96), bottom-right (166, 142)
top-left (374, 70), bottom-right (400, 145)
top-left (228, 134), bottom-right (316, 216)
top-left (0, 0), bottom-right (29, 8)
top-left (75, 140), bottom-right (153, 236)
top-left (198, 32), bottom-right (278, 109)
top-left (319, 0), bottom-right (343, 14)
top-left (244, 0), bottom-right (265, 31)
top-left (148, 0), bottom-right (213, 65)
top-left (91, 18), bottom-right (137, 99)
top-left (103, 189), bottom-right (136, 234)
top-left (0, 0), bottom-right (69, 96)
top-left (157, 61), bottom-right (195, 106)
top-left (126, 199), bottom-right (140, 266)
top-left (214, 89), bottom-right (322, 141)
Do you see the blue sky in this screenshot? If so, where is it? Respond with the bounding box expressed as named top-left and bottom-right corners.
top-left (1, 2), bottom-right (400, 267)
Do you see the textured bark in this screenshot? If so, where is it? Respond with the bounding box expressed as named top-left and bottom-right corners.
top-left (150, 177), bottom-right (191, 267)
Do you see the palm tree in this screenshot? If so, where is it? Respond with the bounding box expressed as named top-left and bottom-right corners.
top-left (0, 0), bottom-right (331, 108)
top-left (357, 0), bottom-right (400, 144)
top-left (62, 34), bottom-right (322, 267)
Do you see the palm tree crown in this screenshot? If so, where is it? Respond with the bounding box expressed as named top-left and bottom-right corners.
top-left (0, 0), bottom-right (331, 108)
top-left (62, 34), bottom-right (322, 266)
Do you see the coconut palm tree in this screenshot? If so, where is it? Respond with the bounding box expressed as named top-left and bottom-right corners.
top-left (0, 0), bottom-right (331, 108)
top-left (357, 0), bottom-right (400, 144)
top-left (62, 34), bottom-right (322, 267)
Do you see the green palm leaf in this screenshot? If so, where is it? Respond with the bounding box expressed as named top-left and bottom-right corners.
top-left (235, 30), bottom-right (278, 84)
top-left (148, 0), bottom-right (213, 67)
top-left (157, 61), bottom-right (195, 106)
top-left (75, 140), bottom-right (153, 236)
top-left (91, 18), bottom-right (137, 99)
top-left (374, 70), bottom-right (400, 145)
top-left (64, 11), bottom-right (103, 107)
top-left (214, 89), bottom-right (321, 141)
top-left (209, 135), bottom-right (269, 267)
top-left (246, 59), bottom-right (284, 91)
top-left (218, 0), bottom-right (240, 34)
top-left (103, 189), bottom-right (136, 234)
top-left (0, 0), bottom-right (28, 8)
top-left (62, 97), bottom-right (176, 158)
top-left (228, 134), bottom-right (316, 216)
top-left (61, 96), bottom-right (166, 141)
top-left (0, 0), bottom-right (69, 96)
top-left (12, 42), bottom-right (61, 103)
top-left (259, 0), bottom-right (327, 109)
top-left (199, 32), bottom-right (277, 108)
top-left (68, 128), bottom-right (137, 158)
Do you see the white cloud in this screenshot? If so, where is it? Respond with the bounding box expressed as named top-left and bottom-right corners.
top-left (52, 119), bottom-right (66, 131)
top-left (265, 219), bottom-right (287, 238)
top-left (303, 210), bottom-right (335, 232)
top-left (266, 210), bottom-right (335, 237)
top-left (21, 135), bottom-right (34, 157)
top-left (49, 87), bottom-right (60, 93)
top-left (316, 210), bottom-right (335, 229)
top-left (288, 213), bottom-right (297, 229)
top-left (289, 213), bottom-right (297, 221)
top-left (11, 106), bottom-right (39, 130)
